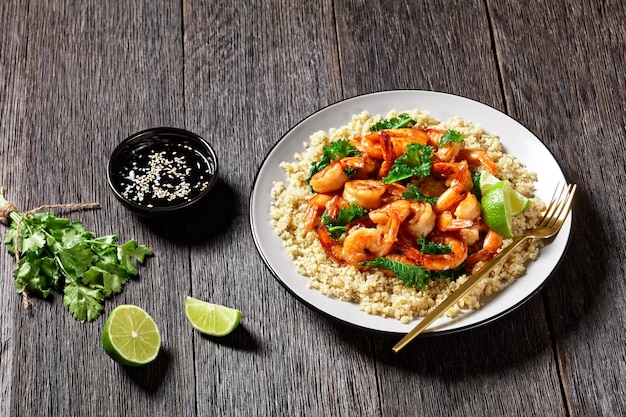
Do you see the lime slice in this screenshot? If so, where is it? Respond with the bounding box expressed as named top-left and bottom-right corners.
top-left (477, 171), bottom-right (501, 196)
top-left (184, 296), bottom-right (242, 336)
top-left (481, 179), bottom-right (530, 238)
top-left (102, 305), bottom-right (161, 366)
top-left (508, 185), bottom-right (531, 216)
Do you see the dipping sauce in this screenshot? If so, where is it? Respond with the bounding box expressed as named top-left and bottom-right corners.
top-left (108, 128), bottom-right (218, 212)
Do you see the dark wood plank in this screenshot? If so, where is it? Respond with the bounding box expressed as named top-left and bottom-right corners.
top-left (182, 1), bottom-right (387, 415)
top-left (489, 0), bottom-right (626, 415)
top-left (1, 0), bottom-right (196, 415)
top-left (0, 2), bottom-right (28, 414)
top-left (335, 1), bottom-right (566, 415)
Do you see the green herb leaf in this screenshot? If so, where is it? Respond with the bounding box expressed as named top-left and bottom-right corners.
top-left (438, 129), bottom-right (464, 147)
top-left (381, 142), bottom-right (434, 184)
top-left (361, 258), bottom-right (432, 289)
top-left (402, 184), bottom-right (438, 205)
top-left (63, 280), bottom-right (105, 322)
top-left (369, 113), bottom-right (416, 131)
top-left (1, 203), bottom-right (152, 322)
top-left (321, 202), bottom-right (368, 238)
top-left (362, 255), bottom-right (466, 289)
top-left (417, 235), bottom-right (452, 254)
top-left (307, 139), bottom-right (360, 182)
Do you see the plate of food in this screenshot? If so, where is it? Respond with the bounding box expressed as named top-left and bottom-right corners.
top-left (250, 90), bottom-right (571, 335)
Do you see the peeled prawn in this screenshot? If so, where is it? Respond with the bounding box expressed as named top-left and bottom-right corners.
top-left (425, 128), bottom-right (461, 162)
top-left (309, 162), bottom-right (350, 193)
top-left (309, 157), bottom-right (366, 194)
top-left (420, 232), bottom-right (468, 271)
top-left (342, 212), bottom-right (401, 265)
top-left (465, 230), bottom-right (503, 270)
top-left (432, 161), bottom-right (472, 213)
top-left (304, 193), bottom-right (334, 231)
top-left (342, 180), bottom-right (387, 210)
top-left (458, 148), bottom-right (498, 176)
top-left (405, 201), bottom-right (436, 239)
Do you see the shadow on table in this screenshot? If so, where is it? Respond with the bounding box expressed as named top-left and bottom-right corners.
top-left (121, 348), bottom-right (171, 393)
top-left (539, 185), bottom-right (609, 337)
top-left (324, 294), bottom-right (559, 378)
top-left (196, 324), bottom-right (258, 351)
top-left (138, 179), bottom-right (237, 244)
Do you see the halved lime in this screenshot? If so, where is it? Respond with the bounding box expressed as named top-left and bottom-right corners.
top-left (481, 179), bottom-right (531, 238)
top-left (184, 296), bottom-right (242, 336)
top-left (102, 305), bottom-right (161, 366)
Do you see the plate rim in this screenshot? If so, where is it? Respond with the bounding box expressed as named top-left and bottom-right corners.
top-left (249, 89), bottom-right (572, 335)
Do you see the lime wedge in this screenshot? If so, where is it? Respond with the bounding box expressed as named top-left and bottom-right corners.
top-left (508, 185), bottom-right (531, 216)
top-left (481, 179), bottom-right (530, 238)
top-left (184, 296), bottom-right (242, 336)
top-left (102, 305), bottom-right (161, 366)
top-left (477, 171), bottom-right (501, 196)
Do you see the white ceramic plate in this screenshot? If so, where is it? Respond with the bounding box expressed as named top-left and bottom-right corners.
top-left (250, 90), bottom-right (571, 335)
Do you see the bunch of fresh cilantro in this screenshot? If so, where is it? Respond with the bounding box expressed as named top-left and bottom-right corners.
top-left (0, 189), bottom-right (152, 322)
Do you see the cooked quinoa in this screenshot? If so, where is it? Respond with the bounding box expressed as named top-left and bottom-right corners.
top-left (270, 109), bottom-right (545, 323)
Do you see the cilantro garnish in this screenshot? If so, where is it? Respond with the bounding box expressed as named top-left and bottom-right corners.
top-left (402, 184), bottom-right (438, 205)
top-left (321, 202), bottom-right (367, 238)
top-left (381, 142), bottom-right (434, 184)
top-left (438, 129), bottom-right (464, 147)
top-left (369, 113), bottom-right (416, 131)
top-left (307, 139), bottom-right (360, 182)
top-left (1, 190), bottom-right (152, 322)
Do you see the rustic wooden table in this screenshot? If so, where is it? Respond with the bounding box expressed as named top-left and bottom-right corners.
top-left (1, 0), bottom-right (625, 415)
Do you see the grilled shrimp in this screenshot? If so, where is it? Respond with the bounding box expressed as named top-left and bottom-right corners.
top-left (342, 180), bottom-right (388, 210)
top-left (342, 211), bottom-right (401, 265)
top-left (420, 232), bottom-right (468, 271)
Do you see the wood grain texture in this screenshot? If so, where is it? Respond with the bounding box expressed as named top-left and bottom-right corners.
top-left (489, 1), bottom-right (626, 416)
top-left (1, 0), bottom-right (625, 415)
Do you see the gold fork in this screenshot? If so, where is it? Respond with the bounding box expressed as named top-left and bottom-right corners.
top-left (393, 183), bottom-right (577, 353)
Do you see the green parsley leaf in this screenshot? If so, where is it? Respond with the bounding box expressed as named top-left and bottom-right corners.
top-left (321, 202), bottom-right (368, 238)
top-left (417, 235), bottom-right (452, 254)
top-left (381, 142), bottom-right (434, 184)
top-left (361, 257), bottom-right (432, 289)
top-left (369, 113), bottom-right (416, 131)
top-left (307, 139), bottom-right (360, 182)
top-left (402, 184), bottom-right (438, 205)
top-left (438, 129), bottom-right (464, 147)
top-left (362, 256), bottom-right (466, 289)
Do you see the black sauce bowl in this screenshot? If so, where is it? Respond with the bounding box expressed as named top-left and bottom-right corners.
top-left (107, 127), bottom-right (218, 217)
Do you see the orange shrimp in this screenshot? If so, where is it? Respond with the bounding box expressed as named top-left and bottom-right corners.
top-left (304, 193), bottom-right (334, 231)
top-left (309, 162), bottom-right (350, 193)
top-left (309, 156), bottom-right (368, 194)
top-left (431, 161), bottom-right (472, 214)
top-left (353, 128), bottom-right (431, 160)
top-left (437, 192), bottom-right (481, 231)
top-left (404, 201), bottom-right (437, 239)
top-left (342, 211), bottom-right (401, 265)
top-left (378, 131), bottom-right (396, 179)
top-left (420, 232), bottom-right (468, 271)
top-left (436, 211), bottom-right (475, 232)
top-left (465, 230), bottom-right (504, 270)
top-left (425, 128), bottom-right (461, 162)
top-left (458, 148), bottom-right (498, 176)
top-left (342, 179), bottom-right (387, 210)
top-left (368, 200), bottom-right (412, 225)
top-left (317, 225), bottom-right (344, 263)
